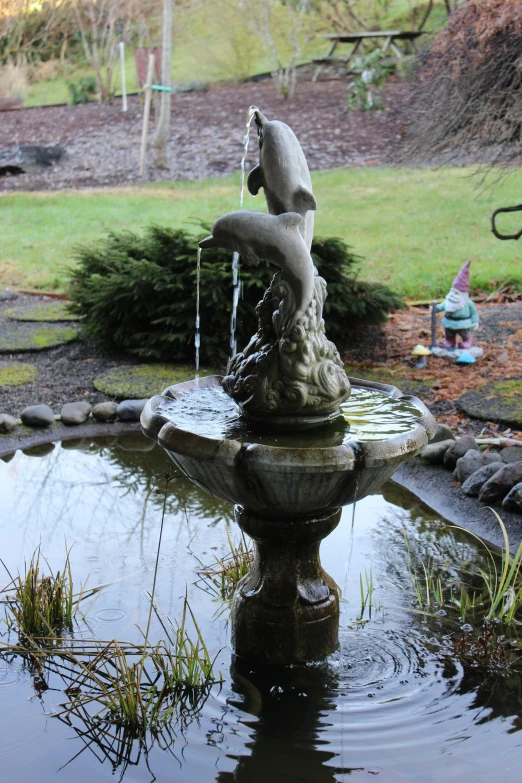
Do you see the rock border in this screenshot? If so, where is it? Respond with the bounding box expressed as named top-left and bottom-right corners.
top-left (0, 420), bottom-right (141, 459)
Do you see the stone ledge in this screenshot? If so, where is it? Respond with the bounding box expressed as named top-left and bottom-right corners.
top-left (392, 459), bottom-right (522, 551)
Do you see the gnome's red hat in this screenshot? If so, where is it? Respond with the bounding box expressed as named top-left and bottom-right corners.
top-left (452, 259), bottom-right (471, 292)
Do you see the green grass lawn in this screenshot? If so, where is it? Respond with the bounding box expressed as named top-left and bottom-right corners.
top-left (2, 166), bottom-right (521, 298)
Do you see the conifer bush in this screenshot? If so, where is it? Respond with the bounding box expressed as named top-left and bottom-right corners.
top-left (67, 225), bottom-right (401, 364)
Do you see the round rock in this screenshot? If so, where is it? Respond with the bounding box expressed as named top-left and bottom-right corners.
top-left (479, 461), bottom-right (522, 504)
top-left (502, 482), bottom-right (522, 513)
top-left (60, 401), bottom-right (92, 426)
top-left (462, 462), bottom-right (505, 497)
top-left (116, 399), bottom-right (148, 422)
top-left (20, 404), bottom-right (55, 428)
top-left (443, 435), bottom-right (479, 469)
top-left (454, 450), bottom-right (502, 483)
top-left (0, 413), bottom-right (17, 434)
top-left (430, 424), bottom-right (455, 445)
top-left (419, 439), bottom-right (454, 465)
top-left (501, 446), bottom-right (522, 464)
top-left (92, 401), bottom-right (118, 422)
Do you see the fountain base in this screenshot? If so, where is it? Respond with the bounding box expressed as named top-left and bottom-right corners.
top-left (231, 506), bottom-right (341, 665)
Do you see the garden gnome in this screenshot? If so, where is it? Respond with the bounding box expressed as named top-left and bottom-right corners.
top-left (436, 260), bottom-right (479, 349)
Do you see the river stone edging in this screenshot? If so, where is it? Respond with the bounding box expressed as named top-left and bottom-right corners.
top-left (0, 421), bottom-right (141, 459)
top-left (393, 460), bottom-right (522, 550)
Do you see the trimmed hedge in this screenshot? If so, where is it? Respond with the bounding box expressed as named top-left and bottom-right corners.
top-left (68, 225), bottom-right (401, 364)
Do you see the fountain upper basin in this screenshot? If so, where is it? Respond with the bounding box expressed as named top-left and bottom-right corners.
top-left (141, 375), bottom-right (436, 516)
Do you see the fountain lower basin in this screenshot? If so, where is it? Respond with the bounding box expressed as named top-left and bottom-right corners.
top-left (141, 375), bottom-right (435, 665)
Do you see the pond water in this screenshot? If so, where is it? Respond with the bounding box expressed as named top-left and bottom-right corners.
top-left (0, 434), bottom-right (521, 783)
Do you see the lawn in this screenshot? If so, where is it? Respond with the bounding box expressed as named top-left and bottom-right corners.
top-left (2, 166), bottom-right (521, 298)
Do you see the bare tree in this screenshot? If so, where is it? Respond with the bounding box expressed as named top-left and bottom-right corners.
top-left (151, 0), bottom-right (173, 169)
top-left (242, 0), bottom-right (313, 99)
top-left (74, 0), bottom-right (134, 104)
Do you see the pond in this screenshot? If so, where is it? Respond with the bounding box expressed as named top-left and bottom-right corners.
top-left (0, 434), bottom-right (521, 783)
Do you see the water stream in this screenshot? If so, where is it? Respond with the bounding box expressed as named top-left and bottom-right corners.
top-left (195, 246), bottom-right (202, 378)
top-left (230, 104), bottom-right (259, 358)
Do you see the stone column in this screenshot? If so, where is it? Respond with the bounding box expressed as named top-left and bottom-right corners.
top-left (231, 506), bottom-right (341, 665)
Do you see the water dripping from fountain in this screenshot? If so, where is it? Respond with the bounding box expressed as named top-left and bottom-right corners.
top-left (230, 104), bottom-right (259, 359)
top-left (195, 246), bottom-right (202, 381)
top-left (342, 473), bottom-right (360, 622)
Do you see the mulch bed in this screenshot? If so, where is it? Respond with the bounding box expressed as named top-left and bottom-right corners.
top-left (346, 289), bottom-right (522, 440)
top-left (0, 76), bottom-right (408, 192)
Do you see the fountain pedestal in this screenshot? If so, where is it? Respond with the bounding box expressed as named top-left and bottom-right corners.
top-left (232, 507), bottom-right (341, 665)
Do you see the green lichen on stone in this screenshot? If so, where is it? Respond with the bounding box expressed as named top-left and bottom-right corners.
top-left (457, 379), bottom-right (522, 428)
top-left (4, 301), bottom-right (77, 322)
top-left (345, 364), bottom-right (435, 399)
top-left (0, 325), bottom-right (79, 353)
top-left (0, 361), bottom-right (38, 387)
top-left (94, 364), bottom-right (215, 400)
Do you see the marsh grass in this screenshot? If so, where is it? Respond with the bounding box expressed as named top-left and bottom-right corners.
top-left (0, 547), bottom-right (102, 639)
top-left (195, 527), bottom-right (254, 600)
top-left (1, 472), bottom-right (220, 766)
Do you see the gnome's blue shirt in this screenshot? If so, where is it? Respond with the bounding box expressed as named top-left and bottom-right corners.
top-left (436, 299), bottom-right (479, 331)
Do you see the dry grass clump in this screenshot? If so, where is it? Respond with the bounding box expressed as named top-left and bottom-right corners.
top-left (0, 61), bottom-right (28, 97)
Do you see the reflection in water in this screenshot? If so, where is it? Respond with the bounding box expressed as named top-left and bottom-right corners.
top-left (0, 436), bottom-right (521, 783)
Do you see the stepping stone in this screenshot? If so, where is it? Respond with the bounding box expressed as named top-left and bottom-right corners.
top-left (20, 403), bottom-right (55, 428)
top-left (457, 380), bottom-right (522, 429)
top-left (94, 364), bottom-right (213, 400)
top-left (0, 324), bottom-right (78, 353)
top-left (3, 301), bottom-right (77, 322)
top-left (0, 361), bottom-right (38, 387)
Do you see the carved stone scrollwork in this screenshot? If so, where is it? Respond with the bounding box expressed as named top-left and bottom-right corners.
top-left (223, 268), bottom-right (350, 425)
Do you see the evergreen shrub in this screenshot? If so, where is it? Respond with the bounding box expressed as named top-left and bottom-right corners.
top-left (67, 225), bottom-right (401, 364)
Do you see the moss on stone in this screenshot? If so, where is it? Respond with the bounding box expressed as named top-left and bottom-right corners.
top-left (0, 325), bottom-right (78, 353)
top-left (0, 362), bottom-right (38, 387)
top-left (457, 379), bottom-right (522, 428)
top-left (93, 364), bottom-right (215, 400)
top-left (4, 301), bottom-right (77, 322)
top-left (345, 364), bottom-right (435, 398)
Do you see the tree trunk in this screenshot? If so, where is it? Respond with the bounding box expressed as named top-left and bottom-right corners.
top-left (152, 0), bottom-right (173, 170)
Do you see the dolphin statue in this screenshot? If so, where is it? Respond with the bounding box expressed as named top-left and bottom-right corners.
top-left (247, 110), bottom-right (317, 250)
top-left (199, 210), bottom-right (315, 326)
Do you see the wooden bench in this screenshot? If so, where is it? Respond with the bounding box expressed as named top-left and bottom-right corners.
top-left (312, 30), bottom-right (425, 82)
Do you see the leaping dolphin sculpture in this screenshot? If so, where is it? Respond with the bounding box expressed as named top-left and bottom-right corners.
top-left (199, 210), bottom-right (315, 326)
top-left (247, 110), bottom-right (317, 250)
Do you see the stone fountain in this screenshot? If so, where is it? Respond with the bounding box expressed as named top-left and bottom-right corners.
top-left (141, 109), bottom-right (435, 665)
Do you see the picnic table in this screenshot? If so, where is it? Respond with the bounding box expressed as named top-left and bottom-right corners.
top-left (312, 30), bottom-right (425, 82)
